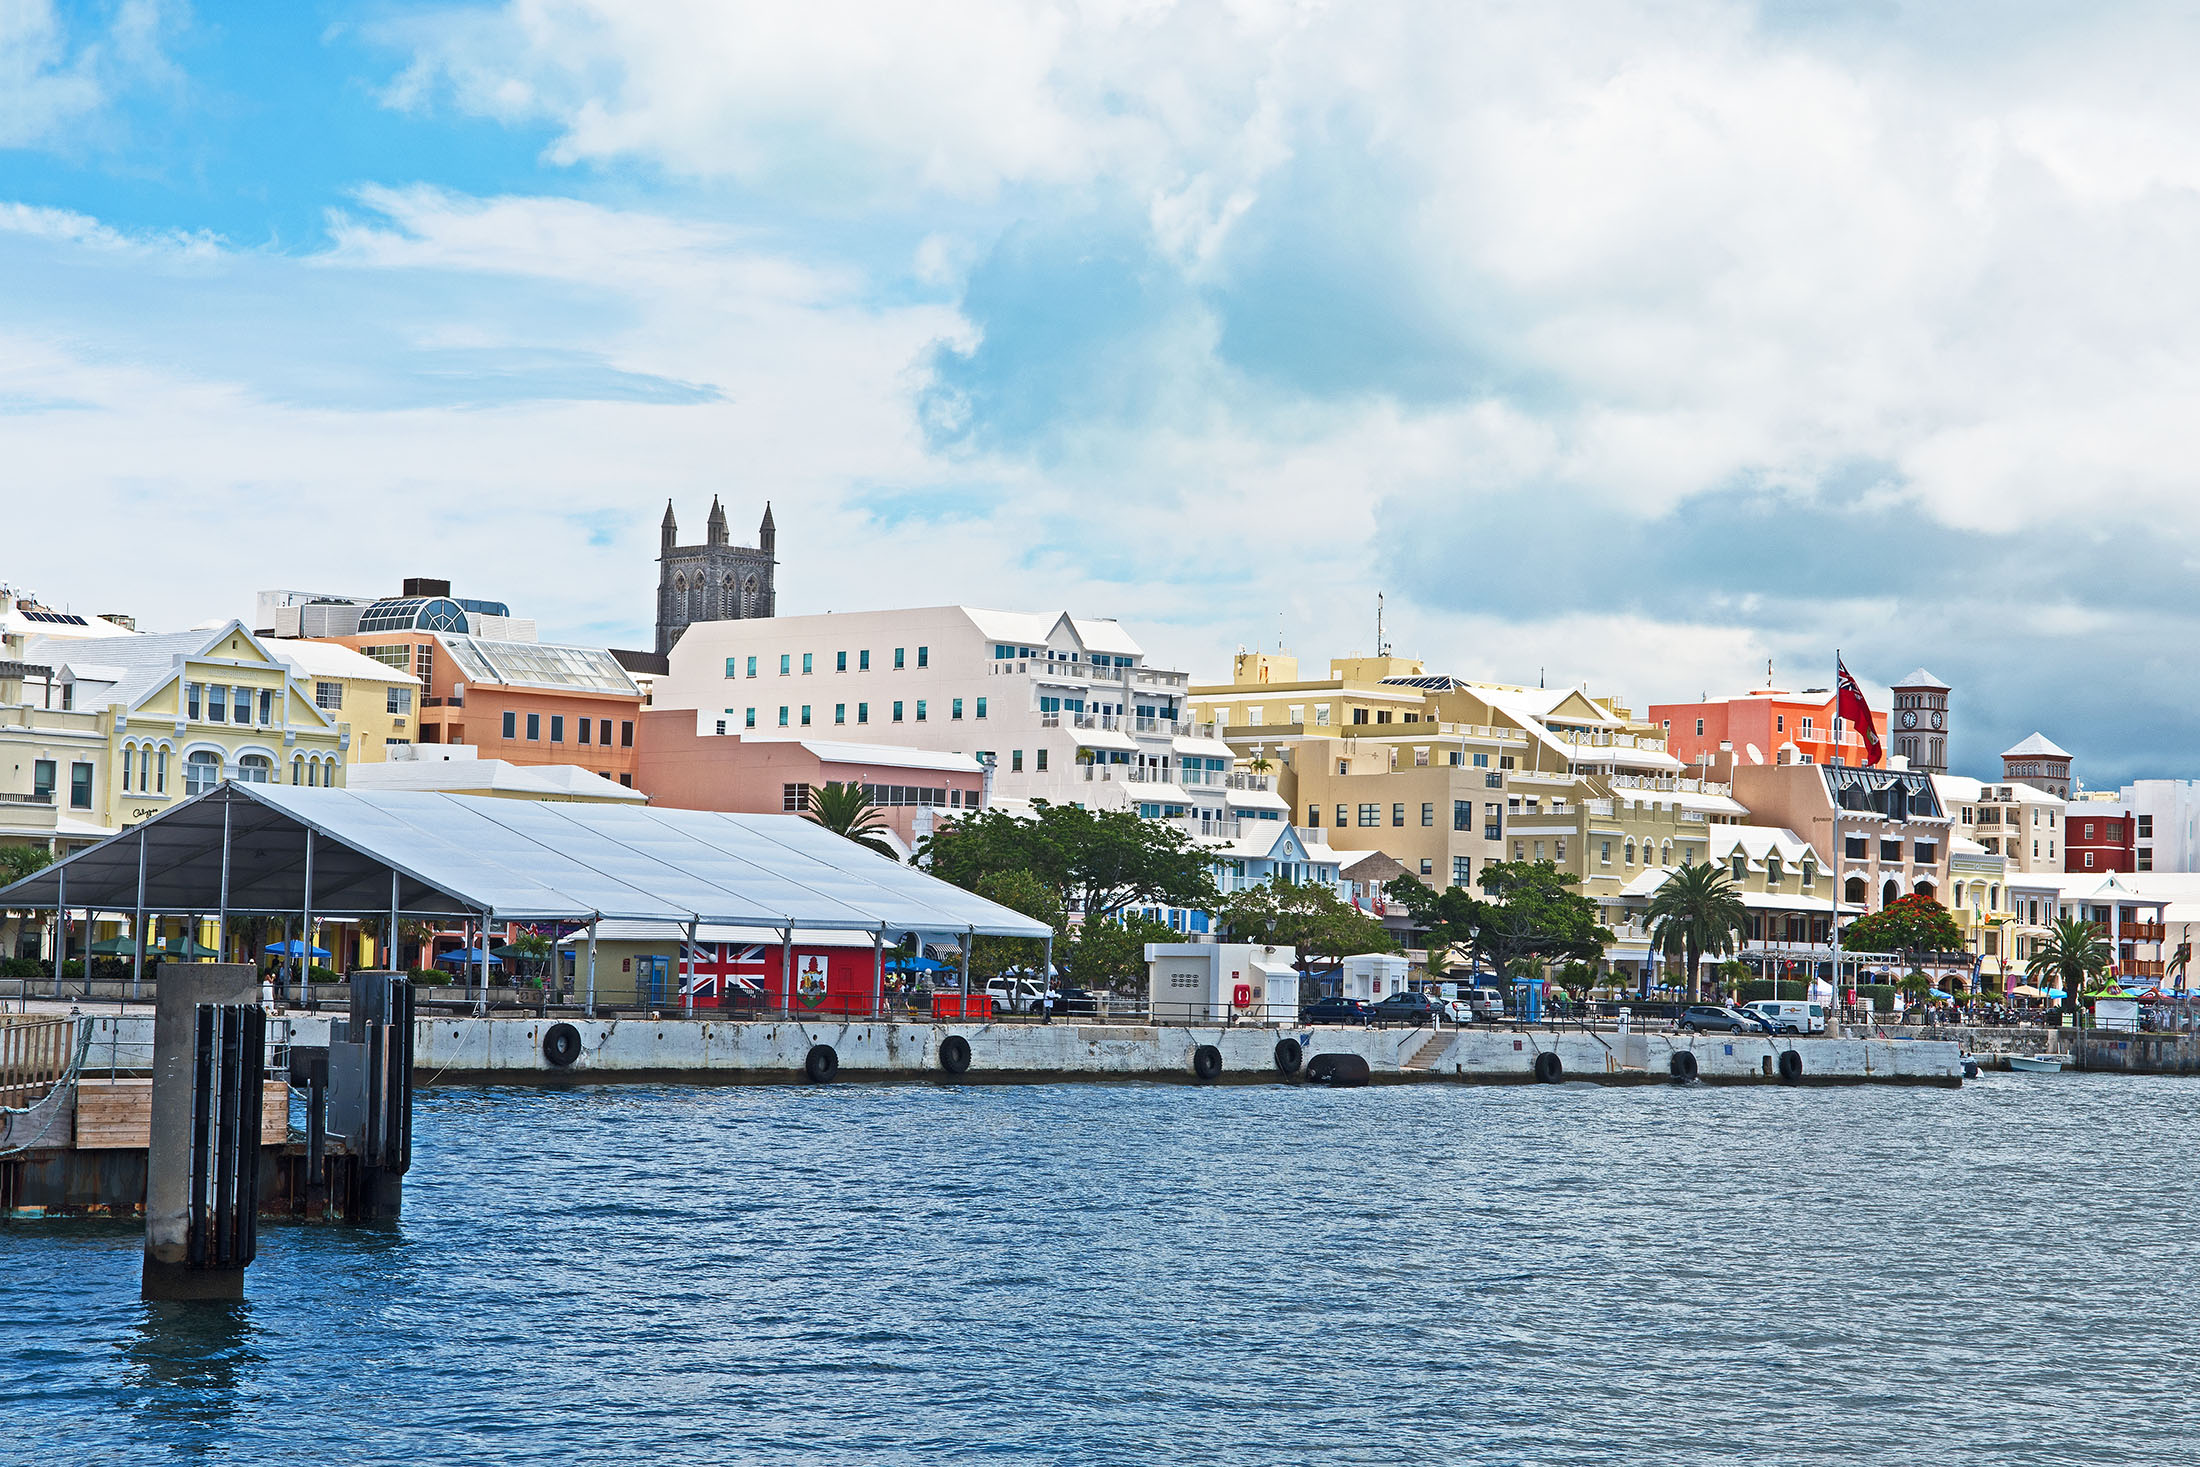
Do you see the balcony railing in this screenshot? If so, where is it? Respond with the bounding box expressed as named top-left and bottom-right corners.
top-left (0, 791), bottom-right (55, 805)
top-left (2124, 922), bottom-right (2167, 942)
top-left (1225, 772), bottom-right (1272, 792)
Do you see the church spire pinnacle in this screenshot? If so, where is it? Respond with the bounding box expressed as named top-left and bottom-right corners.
top-left (706, 494), bottom-right (728, 546)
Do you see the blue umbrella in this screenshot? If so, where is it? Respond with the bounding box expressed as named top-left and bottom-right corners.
top-left (890, 954), bottom-right (950, 972)
top-left (437, 947), bottom-right (503, 965)
top-left (265, 940), bottom-right (332, 959)
top-left (1929, 988), bottom-right (1954, 1000)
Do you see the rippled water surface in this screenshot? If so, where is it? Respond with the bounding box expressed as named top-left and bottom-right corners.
top-left (6, 1073), bottom-right (2199, 1465)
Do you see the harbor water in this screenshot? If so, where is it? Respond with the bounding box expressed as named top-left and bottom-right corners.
top-left (6, 1074), bottom-right (2199, 1465)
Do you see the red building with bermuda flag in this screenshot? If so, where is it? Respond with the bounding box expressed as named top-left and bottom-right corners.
top-left (1652, 683), bottom-right (1888, 772)
top-left (558, 920), bottom-right (995, 1016)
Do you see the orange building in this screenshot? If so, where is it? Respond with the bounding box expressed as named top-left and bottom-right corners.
top-left (1650, 688), bottom-right (1888, 771)
top-left (325, 617), bottom-right (645, 786)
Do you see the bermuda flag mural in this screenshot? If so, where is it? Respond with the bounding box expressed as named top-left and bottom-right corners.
top-left (1836, 657), bottom-right (1882, 767)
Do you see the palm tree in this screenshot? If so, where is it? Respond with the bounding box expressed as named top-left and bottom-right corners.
top-left (804, 781), bottom-right (898, 860)
top-left (2025, 916), bottom-right (2109, 1023)
top-left (1646, 860), bottom-right (1748, 1002)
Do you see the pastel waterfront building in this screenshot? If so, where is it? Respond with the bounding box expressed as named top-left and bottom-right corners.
top-left (19, 622), bottom-right (348, 834)
top-left (270, 639), bottom-right (421, 763)
top-left (1729, 759), bottom-right (1954, 916)
top-left (1611, 825), bottom-right (1841, 987)
top-left (1650, 686), bottom-right (1887, 772)
top-left (651, 605), bottom-right (1239, 823)
top-left (1936, 774), bottom-right (2063, 980)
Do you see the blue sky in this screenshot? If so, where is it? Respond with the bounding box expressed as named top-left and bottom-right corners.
top-left (6, 1), bottom-right (2200, 786)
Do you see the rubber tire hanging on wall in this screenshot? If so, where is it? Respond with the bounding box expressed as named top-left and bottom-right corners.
top-left (804, 1043), bottom-right (840, 1084)
top-left (1777, 1048), bottom-right (1804, 1085)
top-left (1532, 1050), bottom-right (1564, 1084)
top-left (938, 1034), bottom-right (971, 1075)
top-left (1669, 1049), bottom-right (1699, 1083)
top-left (1192, 1044), bottom-right (1224, 1082)
top-left (542, 1022), bottom-right (582, 1068)
top-left (1273, 1037), bottom-right (1304, 1076)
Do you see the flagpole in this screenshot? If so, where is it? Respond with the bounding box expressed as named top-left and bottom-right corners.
top-left (1828, 648), bottom-right (1844, 1040)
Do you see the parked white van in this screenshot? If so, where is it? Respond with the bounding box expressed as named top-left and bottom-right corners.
top-left (1743, 999), bottom-right (1826, 1034)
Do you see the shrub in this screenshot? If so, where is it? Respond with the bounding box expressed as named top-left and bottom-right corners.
top-left (408, 968), bottom-right (444, 985)
top-left (1738, 980), bottom-right (1811, 1002)
top-left (308, 965), bottom-right (341, 984)
top-left (1854, 983), bottom-right (1899, 1013)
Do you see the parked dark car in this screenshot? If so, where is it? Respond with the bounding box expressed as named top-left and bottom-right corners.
top-left (1299, 996), bottom-right (1372, 1026)
top-left (1678, 1004), bottom-right (1773, 1034)
top-left (1368, 991), bottom-right (1439, 1027)
top-left (1035, 986), bottom-right (1100, 1015)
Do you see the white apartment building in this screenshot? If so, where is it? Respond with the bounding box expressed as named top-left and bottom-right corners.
top-left (654, 605), bottom-right (1255, 826)
top-left (2115, 780), bottom-right (2200, 873)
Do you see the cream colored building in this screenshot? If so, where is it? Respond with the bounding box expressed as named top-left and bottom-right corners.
top-left (1936, 774), bottom-right (2062, 979)
top-left (271, 637), bottom-right (421, 762)
top-left (23, 621), bottom-right (348, 833)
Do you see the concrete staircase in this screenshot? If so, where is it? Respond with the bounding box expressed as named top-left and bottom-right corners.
top-left (1400, 1030), bottom-right (1455, 1072)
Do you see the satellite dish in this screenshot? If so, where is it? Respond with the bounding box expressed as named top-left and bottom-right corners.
top-left (1745, 743), bottom-right (1766, 765)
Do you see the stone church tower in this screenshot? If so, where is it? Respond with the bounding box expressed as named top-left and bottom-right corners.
top-left (655, 498), bottom-right (777, 655)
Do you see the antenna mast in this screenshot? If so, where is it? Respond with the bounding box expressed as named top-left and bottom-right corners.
top-left (1375, 593), bottom-right (1389, 658)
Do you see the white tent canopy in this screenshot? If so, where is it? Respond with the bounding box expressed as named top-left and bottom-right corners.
top-left (0, 782), bottom-right (1051, 939)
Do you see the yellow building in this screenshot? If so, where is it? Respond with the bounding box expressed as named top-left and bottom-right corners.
top-left (27, 621), bottom-right (349, 833)
top-left (271, 638), bottom-right (421, 762)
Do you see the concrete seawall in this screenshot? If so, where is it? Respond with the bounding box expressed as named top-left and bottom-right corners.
top-left (64, 1011), bottom-right (1963, 1086)
top-left (408, 1016), bottom-right (1964, 1087)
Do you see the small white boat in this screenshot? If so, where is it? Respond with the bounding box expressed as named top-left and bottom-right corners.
top-left (2006, 1054), bottom-right (2068, 1074)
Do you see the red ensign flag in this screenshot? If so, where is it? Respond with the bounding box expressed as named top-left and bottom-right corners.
top-left (1836, 659), bottom-right (1882, 767)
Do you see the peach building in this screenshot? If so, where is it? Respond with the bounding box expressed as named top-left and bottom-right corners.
top-left (1651, 688), bottom-right (1888, 771)
top-left (632, 708), bottom-right (986, 855)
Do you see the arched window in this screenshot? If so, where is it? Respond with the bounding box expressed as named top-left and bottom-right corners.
top-left (292, 756), bottom-right (305, 785)
top-left (184, 750), bottom-right (222, 796)
top-left (1660, 841), bottom-right (1673, 867)
top-left (1883, 878), bottom-right (1900, 908)
top-left (721, 575), bottom-right (736, 616)
top-left (1624, 840), bottom-right (1635, 865)
top-left (1914, 878), bottom-right (1936, 902)
top-left (237, 754), bottom-right (273, 784)
top-left (1845, 875), bottom-right (1867, 904)
top-left (742, 575), bottom-right (759, 615)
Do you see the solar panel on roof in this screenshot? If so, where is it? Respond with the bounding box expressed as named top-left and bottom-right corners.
top-left (22, 609), bottom-right (89, 625)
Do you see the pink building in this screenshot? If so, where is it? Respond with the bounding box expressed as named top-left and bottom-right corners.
top-left (633, 708), bottom-right (986, 854)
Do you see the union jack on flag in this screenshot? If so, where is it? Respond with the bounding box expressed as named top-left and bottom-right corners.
top-left (679, 942), bottom-right (774, 999)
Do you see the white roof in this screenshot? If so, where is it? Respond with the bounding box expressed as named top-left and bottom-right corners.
top-left (1934, 774), bottom-right (1983, 804)
top-left (1126, 782), bottom-right (1194, 805)
top-left (274, 638), bottom-right (420, 684)
top-left (556, 920), bottom-right (882, 948)
top-left (1172, 735), bottom-right (1236, 759)
top-left (1, 783), bottom-right (1053, 937)
top-left (1893, 667), bottom-right (1948, 689)
top-left (345, 758), bottom-right (646, 802)
top-left (438, 633), bottom-right (639, 696)
top-left (1224, 786), bottom-right (1292, 812)
top-left (795, 740), bottom-right (982, 774)
top-left (2002, 732), bottom-right (2071, 759)
top-left (1075, 729), bottom-right (1139, 753)
top-left (960, 607), bottom-right (1144, 659)
top-left (60, 663), bottom-right (129, 684)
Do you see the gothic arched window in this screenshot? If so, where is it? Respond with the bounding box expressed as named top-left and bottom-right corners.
top-left (742, 575), bottom-right (759, 616)
top-left (721, 575), bottom-right (736, 617)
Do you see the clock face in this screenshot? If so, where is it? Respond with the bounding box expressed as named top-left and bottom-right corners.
top-left (1901, 710), bottom-right (1918, 729)
top-left (1931, 711), bottom-right (1944, 730)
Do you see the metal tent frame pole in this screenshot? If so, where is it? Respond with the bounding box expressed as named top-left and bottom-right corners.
top-left (1041, 933), bottom-right (1054, 1024)
top-left (683, 917), bottom-right (698, 1018)
top-left (301, 827), bottom-right (315, 1007)
top-left (389, 869), bottom-right (400, 980)
top-left (874, 929), bottom-right (885, 1019)
top-left (52, 866), bottom-right (65, 999)
top-left (584, 917), bottom-right (599, 1018)
top-left (958, 931), bottom-right (971, 1017)
top-left (131, 831), bottom-right (148, 1003)
top-left (217, 795), bottom-right (232, 964)
top-left (781, 926), bottom-right (793, 1015)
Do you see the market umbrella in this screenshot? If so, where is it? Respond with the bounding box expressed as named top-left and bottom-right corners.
top-left (1929, 988), bottom-right (1955, 1000)
top-left (159, 937), bottom-right (220, 959)
top-left (88, 935), bottom-right (138, 956)
top-left (265, 940), bottom-right (332, 959)
top-left (437, 947), bottom-right (502, 966)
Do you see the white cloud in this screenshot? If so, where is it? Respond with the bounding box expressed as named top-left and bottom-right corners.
top-left (0, 0), bottom-right (177, 147)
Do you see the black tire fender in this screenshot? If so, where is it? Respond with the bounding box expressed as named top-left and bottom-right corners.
top-left (1778, 1048), bottom-right (1804, 1084)
top-left (1273, 1037), bottom-right (1304, 1076)
top-left (1192, 1043), bottom-right (1223, 1082)
top-left (1306, 1053), bottom-right (1371, 1087)
top-left (542, 1022), bottom-right (582, 1068)
top-left (1669, 1049), bottom-right (1699, 1083)
top-left (804, 1043), bottom-right (839, 1084)
top-left (938, 1034), bottom-right (971, 1076)
top-left (1532, 1050), bottom-right (1564, 1084)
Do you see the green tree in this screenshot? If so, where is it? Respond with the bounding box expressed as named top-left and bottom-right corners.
top-left (1843, 894), bottom-right (1965, 959)
top-left (2025, 915), bottom-right (2110, 1022)
top-left (968, 869), bottom-right (1067, 985)
top-left (805, 781), bottom-right (898, 860)
top-left (1387, 862), bottom-right (1608, 981)
top-left (0, 843), bottom-right (52, 887)
top-left (1219, 880), bottom-right (1393, 971)
top-left (1063, 911), bottom-right (1179, 990)
top-left (920, 803), bottom-right (1217, 920)
top-left (1646, 860), bottom-right (1748, 1001)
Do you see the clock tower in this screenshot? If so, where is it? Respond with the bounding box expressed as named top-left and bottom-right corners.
top-left (1890, 668), bottom-right (1951, 774)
